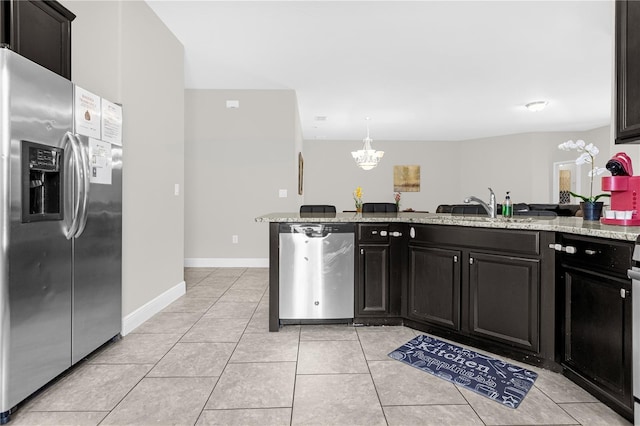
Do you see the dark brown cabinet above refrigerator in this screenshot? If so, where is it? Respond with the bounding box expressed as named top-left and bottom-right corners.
top-left (0, 0), bottom-right (75, 80)
top-left (615, 0), bottom-right (640, 144)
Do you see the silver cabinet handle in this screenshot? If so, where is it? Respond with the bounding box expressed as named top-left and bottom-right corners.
top-left (565, 246), bottom-right (577, 254)
top-left (379, 230), bottom-right (386, 236)
top-left (469, 257), bottom-right (474, 265)
top-left (410, 227), bottom-right (416, 238)
top-left (627, 269), bottom-right (640, 281)
top-left (453, 255), bottom-right (458, 263)
top-left (584, 249), bottom-right (597, 255)
top-left (620, 288), bottom-right (628, 299)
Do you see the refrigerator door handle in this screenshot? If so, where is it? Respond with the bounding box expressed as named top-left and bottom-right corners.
top-left (63, 132), bottom-right (82, 239)
top-left (73, 133), bottom-right (90, 238)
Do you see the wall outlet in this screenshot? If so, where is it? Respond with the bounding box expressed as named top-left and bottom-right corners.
top-left (232, 235), bottom-right (238, 244)
top-left (174, 183), bottom-right (180, 196)
top-left (279, 189), bottom-right (287, 198)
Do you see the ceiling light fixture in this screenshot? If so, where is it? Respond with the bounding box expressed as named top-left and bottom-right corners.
top-left (351, 117), bottom-right (384, 170)
top-left (525, 100), bottom-right (548, 112)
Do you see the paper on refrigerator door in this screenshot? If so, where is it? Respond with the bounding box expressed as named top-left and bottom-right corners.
top-left (101, 99), bottom-right (122, 146)
top-left (75, 86), bottom-right (101, 139)
top-left (89, 138), bottom-right (112, 185)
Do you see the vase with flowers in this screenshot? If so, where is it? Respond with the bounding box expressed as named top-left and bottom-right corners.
top-left (558, 139), bottom-right (610, 220)
top-left (394, 192), bottom-right (401, 210)
top-left (353, 186), bottom-right (363, 212)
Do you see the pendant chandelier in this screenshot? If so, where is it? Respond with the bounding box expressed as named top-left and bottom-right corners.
top-left (351, 117), bottom-right (384, 170)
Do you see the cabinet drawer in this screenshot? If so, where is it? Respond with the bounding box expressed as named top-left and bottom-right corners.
top-left (409, 225), bottom-right (540, 255)
top-left (358, 224), bottom-right (390, 243)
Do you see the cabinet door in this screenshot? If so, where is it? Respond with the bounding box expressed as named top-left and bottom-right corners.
top-left (616, 0), bottom-right (640, 143)
top-left (408, 246), bottom-right (461, 330)
top-left (468, 252), bottom-right (540, 353)
top-left (562, 268), bottom-right (632, 411)
top-left (2, 1), bottom-right (75, 79)
top-left (357, 244), bottom-right (389, 315)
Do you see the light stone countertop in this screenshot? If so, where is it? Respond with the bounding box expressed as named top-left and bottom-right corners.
top-left (255, 212), bottom-right (640, 242)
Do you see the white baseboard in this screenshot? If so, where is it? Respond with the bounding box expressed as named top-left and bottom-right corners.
top-left (184, 258), bottom-right (269, 268)
top-left (121, 280), bottom-right (186, 336)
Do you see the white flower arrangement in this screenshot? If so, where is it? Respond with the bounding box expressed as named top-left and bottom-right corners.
top-left (558, 139), bottom-right (610, 203)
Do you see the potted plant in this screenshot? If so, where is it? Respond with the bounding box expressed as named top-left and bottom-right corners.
top-left (394, 192), bottom-right (401, 210)
top-left (558, 139), bottom-right (610, 220)
top-left (353, 186), bottom-right (363, 212)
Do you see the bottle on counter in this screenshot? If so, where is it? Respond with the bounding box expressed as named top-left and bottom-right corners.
top-left (502, 191), bottom-right (513, 218)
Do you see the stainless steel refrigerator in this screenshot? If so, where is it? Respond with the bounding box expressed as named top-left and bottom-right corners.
top-left (0, 48), bottom-right (122, 423)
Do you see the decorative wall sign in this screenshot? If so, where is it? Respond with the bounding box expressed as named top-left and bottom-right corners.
top-left (553, 161), bottom-right (581, 204)
top-left (298, 152), bottom-right (304, 195)
top-left (394, 165), bottom-right (420, 192)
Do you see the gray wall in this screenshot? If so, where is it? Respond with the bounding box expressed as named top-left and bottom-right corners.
top-left (183, 88), bottom-right (619, 263)
top-left (305, 126), bottom-right (612, 214)
top-left (184, 89), bottom-right (302, 266)
top-left (61, 0), bottom-right (185, 318)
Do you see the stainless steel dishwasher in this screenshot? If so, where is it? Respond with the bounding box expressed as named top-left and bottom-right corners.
top-left (279, 223), bottom-right (355, 320)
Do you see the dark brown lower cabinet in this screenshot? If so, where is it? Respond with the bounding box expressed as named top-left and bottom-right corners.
top-left (405, 225), bottom-right (554, 364)
top-left (407, 246), bottom-right (461, 331)
top-left (358, 244), bottom-right (389, 315)
top-left (468, 252), bottom-right (540, 353)
top-left (355, 223), bottom-right (404, 322)
top-left (561, 268), bottom-right (633, 420)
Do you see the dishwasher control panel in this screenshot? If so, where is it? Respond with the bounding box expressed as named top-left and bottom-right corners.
top-left (279, 223), bottom-right (354, 237)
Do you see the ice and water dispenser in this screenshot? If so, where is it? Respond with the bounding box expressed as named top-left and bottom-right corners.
top-left (21, 141), bottom-right (63, 222)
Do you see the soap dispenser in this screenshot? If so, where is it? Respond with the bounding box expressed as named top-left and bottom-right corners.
top-left (502, 191), bottom-right (513, 218)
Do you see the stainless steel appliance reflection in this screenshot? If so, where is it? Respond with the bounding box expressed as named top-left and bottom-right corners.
top-left (279, 223), bottom-right (354, 320)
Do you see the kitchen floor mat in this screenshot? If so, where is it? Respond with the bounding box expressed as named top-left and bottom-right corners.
top-left (388, 334), bottom-right (538, 409)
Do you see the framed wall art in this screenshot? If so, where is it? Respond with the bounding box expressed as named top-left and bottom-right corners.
top-left (298, 152), bottom-right (304, 195)
top-left (394, 165), bottom-right (420, 192)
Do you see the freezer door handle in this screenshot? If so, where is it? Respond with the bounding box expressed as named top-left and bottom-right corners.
top-left (63, 131), bottom-right (82, 239)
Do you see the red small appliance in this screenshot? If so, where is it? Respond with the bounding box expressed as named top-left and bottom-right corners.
top-left (601, 152), bottom-right (640, 226)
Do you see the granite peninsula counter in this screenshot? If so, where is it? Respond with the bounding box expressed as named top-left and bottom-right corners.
top-left (255, 212), bottom-right (640, 241)
top-left (257, 211), bottom-right (637, 420)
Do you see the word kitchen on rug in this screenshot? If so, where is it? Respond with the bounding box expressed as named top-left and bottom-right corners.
top-left (389, 334), bottom-right (538, 409)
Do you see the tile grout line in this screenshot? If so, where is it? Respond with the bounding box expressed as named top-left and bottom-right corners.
top-left (289, 322), bottom-right (302, 425)
top-left (194, 268), bottom-right (270, 424)
top-left (193, 268), bottom-right (251, 424)
top-left (100, 267), bottom-right (238, 425)
top-left (355, 326), bottom-right (390, 426)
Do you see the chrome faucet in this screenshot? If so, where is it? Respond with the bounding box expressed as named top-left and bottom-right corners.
top-left (464, 187), bottom-right (497, 218)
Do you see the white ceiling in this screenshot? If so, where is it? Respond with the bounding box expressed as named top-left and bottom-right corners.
top-left (146, 0), bottom-right (613, 141)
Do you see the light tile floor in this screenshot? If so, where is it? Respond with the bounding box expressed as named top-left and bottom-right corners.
top-left (11, 267), bottom-right (633, 426)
